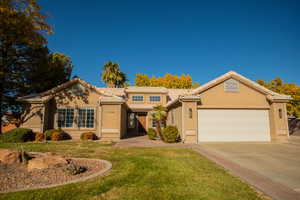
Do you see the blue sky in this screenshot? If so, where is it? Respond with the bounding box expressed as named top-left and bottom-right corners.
top-left (40, 0), bottom-right (299, 87)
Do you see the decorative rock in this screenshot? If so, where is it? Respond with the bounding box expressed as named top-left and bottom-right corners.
top-left (45, 152), bottom-right (57, 156)
top-left (27, 155), bottom-right (68, 171)
top-left (0, 149), bottom-right (21, 164)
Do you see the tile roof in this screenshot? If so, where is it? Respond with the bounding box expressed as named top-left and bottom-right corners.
top-left (125, 86), bottom-right (168, 93)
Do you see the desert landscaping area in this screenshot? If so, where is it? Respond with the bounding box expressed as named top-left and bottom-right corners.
top-left (0, 149), bottom-right (110, 193)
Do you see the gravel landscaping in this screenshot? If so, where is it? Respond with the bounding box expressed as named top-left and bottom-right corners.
top-left (0, 155), bottom-right (109, 193)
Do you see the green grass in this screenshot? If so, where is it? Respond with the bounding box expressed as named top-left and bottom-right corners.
top-left (0, 142), bottom-right (267, 200)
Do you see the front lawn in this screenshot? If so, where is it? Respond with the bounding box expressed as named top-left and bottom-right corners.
top-left (0, 142), bottom-right (267, 200)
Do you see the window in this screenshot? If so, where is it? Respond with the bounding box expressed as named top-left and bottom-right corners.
top-left (189, 108), bottom-right (193, 119)
top-left (132, 96), bottom-right (143, 102)
top-left (78, 108), bottom-right (95, 128)
top-left (57, 108), bottom-right (74, 128)
top-left (150, 96), bottom-right (161, 102)
top-left (279, 109), bottom-right (282, 119)
top-left (152, 119), bottom-right (157, 127)
top-left (128, 113), bottom-right (136, 128)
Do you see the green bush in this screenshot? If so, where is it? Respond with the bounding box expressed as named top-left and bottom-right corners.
top-left (162, 126), bottom-right (179, 143)
top-left (44, 129), bottom-right (71, 141)
top-left (147, 128), bottom-right (157, 140)
top-left (44, 129), bottom-right (65, 140)
top-left (35, 132), bottom-right (45, 142)
top-left (44, 129), bottom-right (59, 140)
top-left (80, 132), bottom-right (97, 140)
top-left (0, 128), bottom-right (35, 143)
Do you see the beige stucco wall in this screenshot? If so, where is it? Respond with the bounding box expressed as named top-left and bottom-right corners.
top-left (101, 104), bottom-right (122, 141)
top-left (22, 83), bottom-right (124, 141)
top-left (120, 104), bottom-right (127, 138)
top-left (127, 93), bottom-right (167, 105)
top-left (182, 101), bottom-right (198, 143)
top-left (167, 104), bottom-right (182, 136)
top-left (21, 103), bottom-right (44, 133)
top-left (198, 81), bottom-right (270, 109)
top-left (269, 102), bottom-right (289, 141)
top-left (196, 79), bottom-right (290, 141)
top-left (167, 78), bottom-right (290, 143)
top-left (47, 84), bottom-right (101, 139)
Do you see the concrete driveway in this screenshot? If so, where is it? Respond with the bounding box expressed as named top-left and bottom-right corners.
top-left (199, 136), bottom-right (300, 194)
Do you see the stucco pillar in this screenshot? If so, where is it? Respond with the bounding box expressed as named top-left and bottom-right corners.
top-left (181, 100), bottom-right (199, 144)
top-left (269, 102), bottom-right (289, 141)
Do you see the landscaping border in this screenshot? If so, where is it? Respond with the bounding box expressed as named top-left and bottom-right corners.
top-left (0, 157), bottom-right (112, 194)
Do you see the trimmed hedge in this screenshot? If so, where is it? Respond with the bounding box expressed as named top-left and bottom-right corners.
top-left (51, 131), bottom-right (71, 141)
top-left (162, 125), bottom-right (179, 143)
top-left (147, 128), bottom-right (157, 140)
top-left (35, 132), bottom-right (45, 142)
top-left (0, 128), bottom-right (35, 143)
top-left (44, 129), bottom-right (71, 141)
top-left (44, 129), bottom-right (60, 140)
top-left (80, 132), bottom-right (97, 140)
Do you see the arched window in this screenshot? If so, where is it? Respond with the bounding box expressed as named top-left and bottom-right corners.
top-left (189, 108), bottom-right (193, 119)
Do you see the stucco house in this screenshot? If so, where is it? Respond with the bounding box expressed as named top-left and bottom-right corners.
top-left (18, 71), bottom-right (291, 143)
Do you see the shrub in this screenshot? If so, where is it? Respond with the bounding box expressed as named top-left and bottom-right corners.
top-left (147, 128), bottom-right (157, 140)
top-left (44, 129), bottom-right (60, 140)
top-left (80, 132), bottom-right (97, 140)
top-left (35, 132), bottom-right (45, 142)
top-left (162, 125), bottom-right (179, 143)
top-left (0, 128), bottom-right (35, 143)
top-left (51, 131), bottom-right (71, 141)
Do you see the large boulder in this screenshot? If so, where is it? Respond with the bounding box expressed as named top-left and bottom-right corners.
top-left (27, 154), bottom-right (68, 171)
top-left (0, 149), bottom-right (21, 164)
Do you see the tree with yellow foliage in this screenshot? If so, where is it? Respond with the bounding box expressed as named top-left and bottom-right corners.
top-left (134, 73), bottom-right (200, 89)
top-left (257, 78), bottom-right (300, 117)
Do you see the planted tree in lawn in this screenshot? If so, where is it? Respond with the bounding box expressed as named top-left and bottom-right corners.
top-left (101, 61), bottom-right (127, 88)
top-left (0, 0), bottom-right (50, 133)
top-left (151, 105), bottom-right (167, 140)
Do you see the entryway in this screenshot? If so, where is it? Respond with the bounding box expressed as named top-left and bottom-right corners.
top-left (126, 112), bottom-right (147, 138)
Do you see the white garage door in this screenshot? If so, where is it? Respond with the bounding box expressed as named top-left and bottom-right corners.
top-left (198, 109), bottom-right (270, 142)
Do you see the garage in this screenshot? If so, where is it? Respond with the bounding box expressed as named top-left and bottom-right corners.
top-left (198, 109), bottom-right (271, 142)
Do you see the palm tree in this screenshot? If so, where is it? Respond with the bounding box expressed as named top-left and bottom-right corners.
top-left (101, 61), bottom-right (127, 88)
top-left (152, 105), bottom-right (167, 140)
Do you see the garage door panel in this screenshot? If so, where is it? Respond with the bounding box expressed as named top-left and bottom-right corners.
top-left (198, 109), bottom-right (270, 142)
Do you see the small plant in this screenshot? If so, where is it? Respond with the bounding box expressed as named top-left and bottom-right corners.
top-left (51, 131), bottom-right (67, 141)
top-left (80, 132), bottom-right (97, 140)
top-left (162, 125), bottom-right (179, 143)
top-left (147, 128), bottom-right (157, 140)
top-left (44, 129), bottom-right (61, 140)
top-left (0, 128), bottom-right (35, 143)
top-left (151, 105), bottom-right (167, 140)
top-left (64, 161), bottom-right (86, 175)
top-left (35, 132), bottom-right (45, 142)
top-left (19, 146), bottom-right (31, 163)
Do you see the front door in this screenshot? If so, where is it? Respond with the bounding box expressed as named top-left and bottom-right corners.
top-left (137, 113), bottom-right (147, 135)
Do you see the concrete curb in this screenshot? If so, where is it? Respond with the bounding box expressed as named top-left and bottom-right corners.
top-left (1, 157), bottom-right (112, 194)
